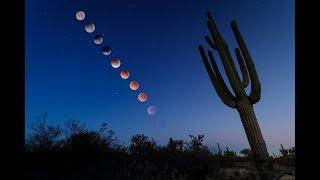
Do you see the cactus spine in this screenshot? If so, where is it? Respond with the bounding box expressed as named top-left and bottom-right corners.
top-left (198, 12), bottom-right (270, 174)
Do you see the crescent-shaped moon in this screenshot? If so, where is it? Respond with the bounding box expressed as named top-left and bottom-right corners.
top-left (102, 46), bottom-right (112, 55)
top-left (93, 35), bottom-right (103, 44)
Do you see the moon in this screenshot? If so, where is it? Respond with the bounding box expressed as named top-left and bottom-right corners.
top-left (111, 58), bottom-right (121, 68)
top-left (147, 105), bottom-right (157, 115)
top-left (76, 11), bottom-right (85, 21)
top-left (120, 70), bottom-right (130, 79)
top-left (102, 46), bottom-right (112, 55)
top-left (138, 92), bottom-right (147, 102)
top-left (85, 23), bottom-right (95, 33)
top-left (129, 80), bottom-right (139, 91)
top-left (93, 35), bottom-right (103, 44)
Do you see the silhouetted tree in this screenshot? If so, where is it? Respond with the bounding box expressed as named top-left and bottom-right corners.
top-left (63, 119), bottom-right (86, 138)
top-left (129, 134), bottom-right (158, 156)
top-left (185, 135), bottom-right (210, 153)
top-left (25, 114), bottom-right (63, 152)
top-left (166, 137), bottom-right (183, 152)
top-left (63, 122), bottom-right (119, 152)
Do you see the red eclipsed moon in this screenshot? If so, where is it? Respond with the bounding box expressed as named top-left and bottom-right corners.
top-left (111, 58), bottom-right (121, 68)
top-left (129, 80), bottom-right (139, 91)
top-left (138, 92), bottom-right (147, 102)
top-left (120, 70), bottom-right (130, 79)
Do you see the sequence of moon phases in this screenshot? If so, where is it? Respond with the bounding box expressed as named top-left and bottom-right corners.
top-left (120, 70), bottom-right (130, 79)
top-left (85, 23), bottom-right (95, 33)
top-left (111, 58), bottom-right (121, 68)
top-left (102, 46), bottom-right (112, 55)
top-left (147, 105), bottom-right (156, 115)
top-left (129, 80), bottom-right (139, 91)
top-left (93, 35), bottom-right (103, 44)
top-left (138, 92), bottom-right (147, 102)
top-left (75, 12), bottom-right (156, 116)
top-left (76, 11), bottom-right (85, 21)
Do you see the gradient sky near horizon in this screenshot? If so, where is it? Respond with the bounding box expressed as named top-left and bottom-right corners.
top-left (25, 0), bottom-right (294, 154)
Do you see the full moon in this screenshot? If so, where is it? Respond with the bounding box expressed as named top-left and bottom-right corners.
top-left (147, 105), bottom-right (157, 115)
top-left (129, 80), bottom-right (139, 91)
top-left (138, 92), bottom-right (147, 102)
top-left (102, 46), bottom-right (112, 55)
top-left (76, 11), bottom-right (85, 21)
top-left (93, 35), bottom-right (103, 44)
top-left (111, 58), bottom-right (121, 68)
top-left (85, 23), bottom-right (95, 33)
top-left (120, 70), bottom-right (130, 79)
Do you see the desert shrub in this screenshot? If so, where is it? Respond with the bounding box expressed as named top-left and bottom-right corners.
top-left (129, 134), bottom-right (159, 156)
top-left (166, 137), bottom-right (183, 152)
top-left (271, 145), bottom-right (295, 167)
top-left (183, 135), bottom-right (217, 178)
top-left (25, 116), bottom-right (295, 179)
top-left (63, 119), bottom-right (86, 138)
top-left (240, 148), bottom-right (252, 158)
top-left (219, 147), bottom-right (238, 167)
top-left (223, 147), bottom-right (238, 159)
top-left (239, 148), bottom-right (254, 162)
top-left (25, 114), bottom-right (63, 152)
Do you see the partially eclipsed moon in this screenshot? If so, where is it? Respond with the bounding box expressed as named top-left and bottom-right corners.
top-left (85, 23), bottom-right (95, 33)
top-left (120, 70), bottom-right (130, 79)
top-left (138, 92), bottom-right (147, 102)
top-left (129, 80), bottom-right (139, 91)
top-left (76, 11), bottom-right (85, 21)
top-left (147, 105), bottom-right (156, 115)
top-left (102, 46), bottom-right (112, 55)
top-left (93, 35), bottom-right (103, 44)
top-left (111, 58), bottom-right (121, 68)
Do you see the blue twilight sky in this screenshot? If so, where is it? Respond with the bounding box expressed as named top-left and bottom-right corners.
top-left (25, 0), bottom-right (294, 154)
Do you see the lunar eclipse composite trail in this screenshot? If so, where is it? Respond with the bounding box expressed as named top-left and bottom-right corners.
top-left (75, 10), bottom-right (157, 116)
top-left (26, 0), bottom-right (295, 153)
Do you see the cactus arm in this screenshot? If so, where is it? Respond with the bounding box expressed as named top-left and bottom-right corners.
top-left (207, 19), bottom-right (246, 98)
top-left (207, 50), bottom-right (237, 100)
top-left (231, 20), bottom-right (261, 103)
top-left (221, 44), bottom-right (246, 94)
top-left (235, 48), bottom-right (249, 88)
top-left (205, 36), bottom-right (217, 50)
top-left (207, 12), bottom-right (228, 46)
top-left (199, 46), bottom-right (236, 108)
top-left (208, 12), bottom-right (246, 93)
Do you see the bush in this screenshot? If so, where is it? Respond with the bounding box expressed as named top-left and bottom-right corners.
top-left (271, 145), bottom-right (295, 167)
top-left (25, 114), bottom-right (63, 152)
top-left (25, 117), bottom-right (295, 179)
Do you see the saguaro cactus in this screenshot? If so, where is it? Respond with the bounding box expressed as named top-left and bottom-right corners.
top-left (198, 12), bottom-right (270, 173)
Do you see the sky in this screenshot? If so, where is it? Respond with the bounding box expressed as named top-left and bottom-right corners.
top-left (25, 0), bottom-right (295, 154)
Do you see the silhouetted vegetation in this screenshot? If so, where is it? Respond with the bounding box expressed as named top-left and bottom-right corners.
top-left (270, 145), bottom-right (295, 167)
top-left (25, 118), bottom-right (295, 179)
